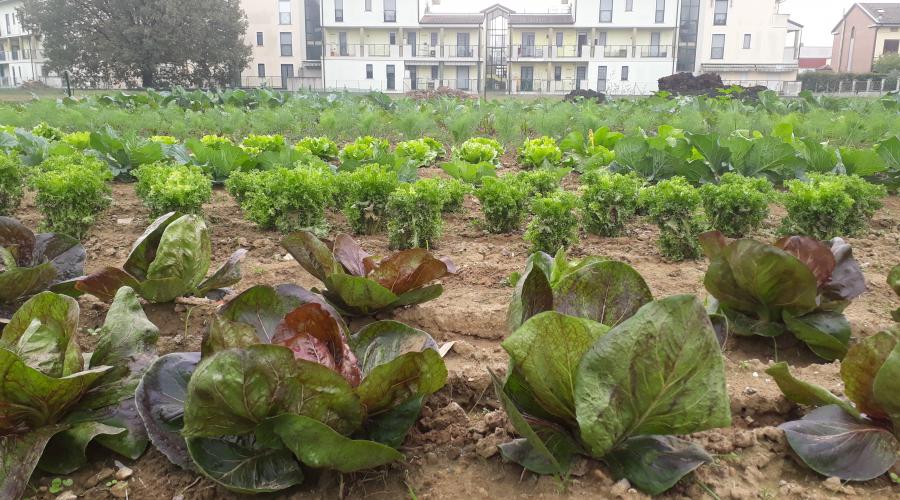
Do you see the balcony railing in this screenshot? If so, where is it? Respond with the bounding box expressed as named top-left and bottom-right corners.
top-left (603, 45), bottom-right (630, 58)
top-left (326, 43), bottom-right (359, 57)
top-left (509, 78), bottom-right (591, 93)
top-left (445, 44), bottom-right (476, 58)
top-left (511, 44), bottom-right (545, 59)
top-left (640, 45), bottom-right (670, 58)
top-left (552, 45), bottom-right (591, 58)
top-left (405, 78), bottom-right (480, 92)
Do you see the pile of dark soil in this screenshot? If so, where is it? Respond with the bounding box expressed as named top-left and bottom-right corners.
top-left (563, 88), bottom-right (607, 103)
top-left (659, 72), bottom-right (768, 99)
top-left (406, 87), bottom-right (476, 100)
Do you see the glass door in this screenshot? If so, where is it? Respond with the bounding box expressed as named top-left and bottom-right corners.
top-left (520, 66), bottom-right (533, 91)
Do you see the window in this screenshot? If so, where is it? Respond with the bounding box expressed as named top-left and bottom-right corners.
top-left (458, 66), bottom-right (470, 90)
top-left (384, 0), bottom-right (396, 22)
top-left (335, 0), bottom-right (343, 22)
top-left (431, 65), bottom-right (438, 79)
top-left (598, 66), bottom-right (608, 92)
top-left (366, 64), bottom-right (373, 79)
top-left (279, 0), bottom-right (291, 24)
top-left (365, 0), bottom-right (372, 11)
top-left (554, 65), bottom-right (562, 81)
top-left (389, 32), bottom-right (396, 45)
top-left (256, 32), bottom-right (264, 46)
top-left (598, 32), bottom-right (608, 47)
top-left (625, 0), bottom-right (633, 11)
top-left (338, 32), bottom-right (348, 56)
top-left (711, 34), bottom-right (725, 59)
top-left (743, 34), bottom-right (752, 49)
top-left (884, 39), bottom-right (899, 54)
top-left (600, 0), bottom-right (613, 23)
top-left (655, 0), bottom-right (665, 23)
top-left (431, 32), bottom-right (438, 46)
top-left (621, 66), bottom-right (629, 81)
top-left (386, 64), bottom-right (396, 90)
top-left (257, 64), bottom-right (266, 77)
top-left (714, 0), bottom-right (728, 25)
top-left (280, 32), bottom-right (293, 56)
top-left (649, 32), bottom-right (662, 56)
top-left (305, 0), bottom-right (323, 60)
top-left (556, 32), bottom-right (563, 47)
top-left (281, 64), bottom-right (294, 89)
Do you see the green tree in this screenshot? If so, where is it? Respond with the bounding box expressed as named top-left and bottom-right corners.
top-left (874, 53), bottom-right (900, 74)
top-left (21, 0), bottom-right (251, 88)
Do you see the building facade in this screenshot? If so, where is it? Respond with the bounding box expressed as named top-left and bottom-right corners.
top-left (0, 0), bottom-right (60, 88)
top-left (242, 0), bottom-right (801, 95)
top-left (832, 3), bottom-right (900, 74)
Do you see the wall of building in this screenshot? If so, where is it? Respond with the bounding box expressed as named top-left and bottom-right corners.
top-left (874, 26), bottom-right (900, 60)
top-left (321, 0), bottom-right (420, 27)
top-left (574, 0), bottom-right (677, 28)
top-left (251, 0), bottom-right (803, 94)
top-left (831, 5), bottom-right (879, 73)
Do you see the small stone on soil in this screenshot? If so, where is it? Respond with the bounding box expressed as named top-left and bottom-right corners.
top-left (115, 466), bottom-right (133, 481)
top-left (823, 477), bottom-right (844, 492)
top-left (610, 478), bottom-right (631, 497)
top-left (55, 491), bottom-right (77, 500)
top-left (109, 481), bottom-right (129, 498)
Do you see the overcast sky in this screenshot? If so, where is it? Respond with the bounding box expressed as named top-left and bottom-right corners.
top-left (435, 0), bottom-right (857, 46)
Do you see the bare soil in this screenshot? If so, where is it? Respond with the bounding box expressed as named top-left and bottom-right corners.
top-left (12, 181), bottom-right (900, 500)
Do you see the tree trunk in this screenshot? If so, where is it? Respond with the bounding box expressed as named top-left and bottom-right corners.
top-left (141, 67), bottom-right (155, 89)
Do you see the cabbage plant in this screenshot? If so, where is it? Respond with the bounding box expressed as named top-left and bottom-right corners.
top-left (701, 231), bottom-right (867, 361)
top-left (0, 217), bottom-right (85, 310)
top-left (494, 295), bottom-right (731, 495)
top-left (0, 288), bottom-right (159, 498)
top-left (72, 212), bottom-right (247, 303)
top-left (395, 137), bottom-right (444, 167)
top-left (453, 137), bottom-right (504, 166)
top-left (136, 284), bottom-right (447, 493)
top-left (518, 136), bottom-right (564, 169)
top-left (281, 231), bottom-right (457, 316)
top-left (508, 250), bottom-right (653, 332)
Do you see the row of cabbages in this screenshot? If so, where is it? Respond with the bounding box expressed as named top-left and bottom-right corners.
top-left (1, 212), bottom-right (897, 497)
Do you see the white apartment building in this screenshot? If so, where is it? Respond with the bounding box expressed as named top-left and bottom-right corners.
top-left (0, 0), bottom-right (60, 88)
top-left (242, 0), bottom-right (802, 95)
top-left (691, 0), bottom-right (801, 90)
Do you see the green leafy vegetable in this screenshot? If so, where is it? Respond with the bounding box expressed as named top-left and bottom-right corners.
top-left (703, 232), bottom-right (867, 360)
top-left (137, 284), bottom-right (447, 493)
top-left (72, 213), bottom-right (246, 303)
top-left (0, 287), bottom-right (159, 498)
top-left (281, 231), bottom-right (456, 317)
top-left (495, 295), bottom-right (729, 495)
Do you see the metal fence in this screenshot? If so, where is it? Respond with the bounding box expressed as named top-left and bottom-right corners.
top-left (803, 78), bottom-right (900, 95)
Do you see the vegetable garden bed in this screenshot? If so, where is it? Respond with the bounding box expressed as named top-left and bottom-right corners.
top-left (1, 90), bottom-right (899, 499)
top-left (6, 179), bottom-right (898, 500)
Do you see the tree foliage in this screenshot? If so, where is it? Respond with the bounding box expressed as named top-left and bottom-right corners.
top-left (21, 0), bottom-right (252, 88)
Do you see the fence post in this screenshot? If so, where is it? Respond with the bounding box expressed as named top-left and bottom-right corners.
top-left (851, 80), bottom-right (856, 93)
top-left (866, 79), bottom-right (872, 92)
top-left (64, 70), bottom-right (72, 97)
